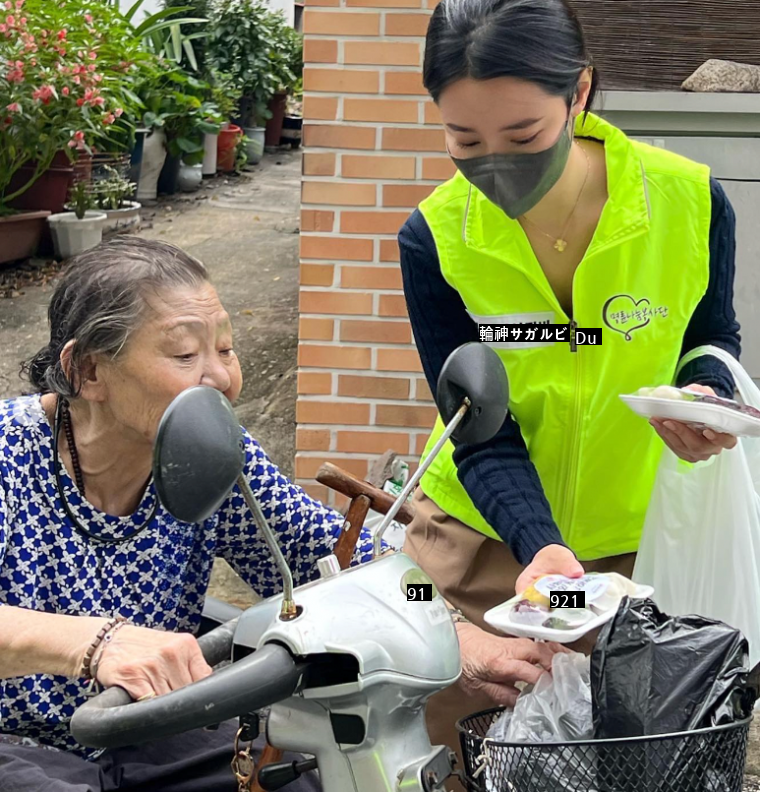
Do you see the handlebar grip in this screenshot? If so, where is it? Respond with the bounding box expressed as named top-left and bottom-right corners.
top-left (316, 462), bottom-right (415, 525)
top-left (70, 644), bottom-right (302, 749)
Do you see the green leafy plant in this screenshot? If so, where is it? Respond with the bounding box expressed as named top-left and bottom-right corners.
top-left (234, 132), bottom-right (248, 173)
top-left (101, 0), bottom-right (208, 70)
top-left (93, 166), bottom-right (136, 210)
top-left (208, 0), bottom-right (301, 128)
top-left (209, 70), bottom-right (242, 121)
top-left (137, 65), bottom-right (222, 166)
top-left (160, 0), bottom-right (212, 72)
top-left (68, 178), bottom-right (93, 220)
top-left (0, 0), bottom-right (152, 214)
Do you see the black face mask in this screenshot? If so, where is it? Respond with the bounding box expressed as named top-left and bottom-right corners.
top-left (450, 114), bottom-right (574, 219)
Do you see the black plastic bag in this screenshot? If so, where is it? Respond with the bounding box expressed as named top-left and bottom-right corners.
top-left (591, 597), bottom-right (754, 738)
top-left (590, 597), bottom-right (756, 792)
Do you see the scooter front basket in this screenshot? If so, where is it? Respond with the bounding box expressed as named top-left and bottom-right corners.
top-left (457, 707), bottom-right (751, 792)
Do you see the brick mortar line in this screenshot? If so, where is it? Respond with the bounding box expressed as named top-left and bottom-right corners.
top-left (299, 261), bottom-right (405, 267)
top-left (305, 91), bottom-right (430, 100)
top-left (298, 424), bottom-right (426, 432)
top-left (300, 340), bottom-right (418, 349)
top-left (301, 178), bottom-right (444, 185)
top-left (297, 395), bottom-right (432, 405)
top-left (305, 63), bottom-right (424, 71)
top-left (305, 33), bottom-right (425, 41)
top-left (305, 120), bottom-right (438, 129)
top-left (296, 450), bottom-right (419, 459)
top-left (304, 7), bottom-right (431, 12)
top-left (302, 315), bottom-right (412, 323)
top-left (298, 368), bottom-right (421, 376)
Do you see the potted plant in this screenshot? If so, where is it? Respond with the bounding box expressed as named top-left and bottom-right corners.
top-left (204, 70), bottom-right (242, 172)
top-left (281, 77), bottom-right (303, 149)
top-left (265, 20), bottom-right (302, 150)
top-left (136, 66), bottom-right (221, 196)
top-left (208, 0), bottom-right (293, 161)
top-left (48, 179), bottom-right (107, 259)
top-left (0, 0), bottom-right (147, 258)
top-left (92, 167), bottom-right (141, 233)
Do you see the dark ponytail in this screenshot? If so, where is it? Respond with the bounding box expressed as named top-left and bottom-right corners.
top-left (423, 0), bottom-right (598, 114)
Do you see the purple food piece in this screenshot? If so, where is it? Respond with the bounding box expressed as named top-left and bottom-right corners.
top-left (693, 393), bottom-right (760, 419)
top-left (511, 599), bottom-right (548, 626)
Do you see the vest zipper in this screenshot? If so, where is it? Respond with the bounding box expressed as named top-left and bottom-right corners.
top-left (569, 320), bottom-right (578, 353)
top-left (559, 337), bottom-right (583, 543)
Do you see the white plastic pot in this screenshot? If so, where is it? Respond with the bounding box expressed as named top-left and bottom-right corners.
top-left (48, 211), bottom-right (107, 259)
top-left (243, 127), bottom-right (265, 165)
top-left (178, 163), bottom-right (203, 193)
top-left (65, 201), bottom-right (142, 234)
top-left (102, 201), bottom-right (141, 233)
top-left (202, 132), bottom-right (219, 176)
top-left (137, 129), bottom-right (167, 203)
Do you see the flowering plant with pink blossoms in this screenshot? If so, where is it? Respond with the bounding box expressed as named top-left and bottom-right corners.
top-left (0, 0), bottom-right (153, 213)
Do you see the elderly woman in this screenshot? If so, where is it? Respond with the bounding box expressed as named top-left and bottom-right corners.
top-left (0, 238), bottom-right (559, 791)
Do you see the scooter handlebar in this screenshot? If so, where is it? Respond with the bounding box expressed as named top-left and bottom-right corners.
top-left (70, 637), bottom-right (303, 750)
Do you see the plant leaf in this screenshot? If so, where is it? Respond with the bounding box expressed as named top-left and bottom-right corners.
top-left (183, 39), bottom-right (199, 72)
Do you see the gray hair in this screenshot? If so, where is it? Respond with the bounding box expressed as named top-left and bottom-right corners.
top-left (23, 237), bottom-right (209, 397)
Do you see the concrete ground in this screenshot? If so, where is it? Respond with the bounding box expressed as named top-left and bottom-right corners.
top-left (2, 150), bottom-right (760, 787)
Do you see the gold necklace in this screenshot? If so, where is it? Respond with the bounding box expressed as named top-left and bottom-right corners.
top-left (521, 142), bottom-right (591, 253)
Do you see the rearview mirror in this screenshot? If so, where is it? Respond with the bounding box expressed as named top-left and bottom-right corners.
top-left (436, 342), bottom-right (509, 445)
top-left (153, 386), bottom-right (245, 524)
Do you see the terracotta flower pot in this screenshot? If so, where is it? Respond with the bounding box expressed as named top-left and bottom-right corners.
top-left (217, 125), bottom-right (243, 173)
top-left (6, 151), bottom-right (92, 215)
top-left (0, 210), bottom-right (52, 265)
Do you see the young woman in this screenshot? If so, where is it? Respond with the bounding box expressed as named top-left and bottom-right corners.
top-left (399, 0), bottom-right (741, 762)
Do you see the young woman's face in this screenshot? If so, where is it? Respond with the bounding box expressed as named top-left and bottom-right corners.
top-left (438, 74), bottom-right (590, 158)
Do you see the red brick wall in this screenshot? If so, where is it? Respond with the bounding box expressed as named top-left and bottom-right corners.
top-left (297, 0), bottom-right (449, 507)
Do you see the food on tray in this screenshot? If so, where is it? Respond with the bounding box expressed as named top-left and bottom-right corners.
top-left (541, 609), bottom-right (594, 630)
top-left (510, 599), bottom-right (548, 626)
top-left (636, 386), bottom-right (760, 419)
top-left (585, 572), bottom-right (639, 615)
top-left (542, 617), bottom-right (575, 630)
top-left (520, 581), bottom-right (551, 609)
top-left (507, 572), bottom-right (641, 635)
top-left (636, 385), bottom-right (697, 401)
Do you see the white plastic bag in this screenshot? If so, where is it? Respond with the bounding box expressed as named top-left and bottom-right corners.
top-left (484, 653), bottom-right (593, 792)
top-left (633, 344), bottom-right (760, 669)
top-left (487, 652), bottom-right (592, 744)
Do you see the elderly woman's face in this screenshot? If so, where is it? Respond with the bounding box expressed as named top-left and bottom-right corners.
top-left (98, 283), bottom-right (243, 441)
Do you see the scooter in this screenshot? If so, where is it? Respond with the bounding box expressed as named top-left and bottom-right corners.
top-left (70, 342), bottom-right (510, 792)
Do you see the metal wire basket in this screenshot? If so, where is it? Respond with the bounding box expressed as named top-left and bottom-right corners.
top-left (457, 707), bottom-right (752, 792)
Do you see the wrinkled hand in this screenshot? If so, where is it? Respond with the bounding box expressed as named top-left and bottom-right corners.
top-left (650, 384), bottom-right (737, 463)
top-left (456, 622), bottom-right (568, 707)
top-left (94, 625), bottom-right (213, 700)
top-left (515, 544), bottom-right (584, 595)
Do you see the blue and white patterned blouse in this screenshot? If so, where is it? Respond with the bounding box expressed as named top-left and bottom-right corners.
top-left (0, 394), bottom-right (377, 758)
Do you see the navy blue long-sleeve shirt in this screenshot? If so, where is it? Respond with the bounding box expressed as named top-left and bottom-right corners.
top-left (399, 177), bottom-right (742, 565)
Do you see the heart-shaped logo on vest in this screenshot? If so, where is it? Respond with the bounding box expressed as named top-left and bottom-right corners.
top-left (602, 295), bottom-right (651, 341)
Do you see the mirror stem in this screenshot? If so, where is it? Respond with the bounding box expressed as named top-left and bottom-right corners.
top-left (373, 399), bottom-right (471, 557)
top-left (236, 475), bottom-right (297, 618)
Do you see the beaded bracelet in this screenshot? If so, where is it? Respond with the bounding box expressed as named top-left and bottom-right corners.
top-left (91, 620), bottom-right (129, 679)
top-left (80, 616), bottom-right (126, 681)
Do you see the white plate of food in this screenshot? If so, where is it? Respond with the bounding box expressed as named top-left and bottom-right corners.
top-left (484, 572), bottom-right (654, 644)
top-left (620, 385), bottom-right (760, 438)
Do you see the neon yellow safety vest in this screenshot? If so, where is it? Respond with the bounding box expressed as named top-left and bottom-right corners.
top-left (416, 112), bottom-right (712, 561)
